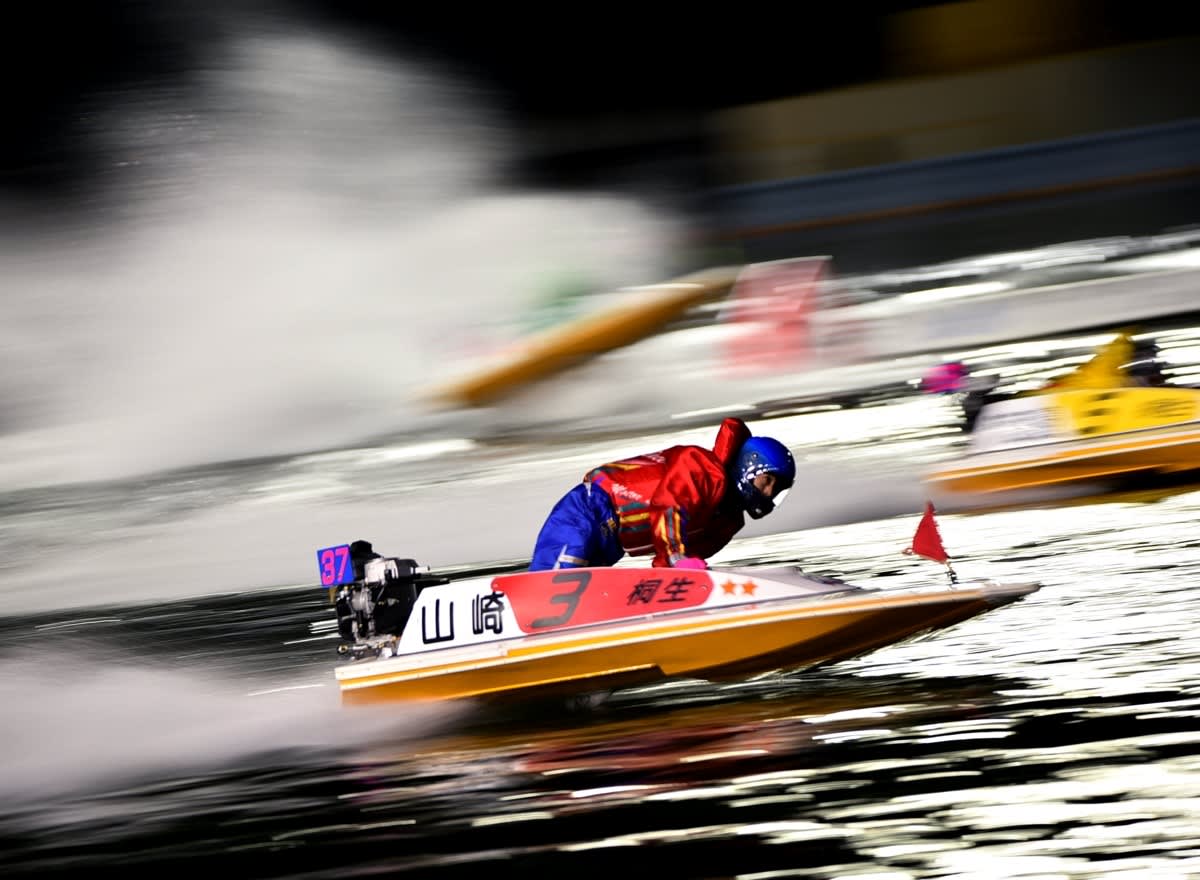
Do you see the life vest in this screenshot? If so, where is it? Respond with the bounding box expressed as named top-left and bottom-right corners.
top-left (586, 417), bottom-right (751, 566)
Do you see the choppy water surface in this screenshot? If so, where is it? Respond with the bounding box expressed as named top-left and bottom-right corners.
top-left (7, 8), bottom-right (1200, 874)
top-left (3, 312), bottom-right (1200, 880)
top-left (2, 481), bottom-right (1200, 879)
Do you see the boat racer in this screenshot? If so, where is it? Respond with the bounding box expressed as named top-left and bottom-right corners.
top-left (528, 417), bottom-right (796, 571)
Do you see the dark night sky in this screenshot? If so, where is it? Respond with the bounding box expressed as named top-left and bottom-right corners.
top-left (308, 4), bottom-right (898, 115)
top-left (0, 0), bottom-right (902, 198)
top-left (4, 0), bottom-right (1199, 198)
top-left (286, 0), bottom-right (1200, 116)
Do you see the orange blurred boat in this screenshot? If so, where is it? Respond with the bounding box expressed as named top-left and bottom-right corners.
top-left (315, 517), bottom-right (1037, 705)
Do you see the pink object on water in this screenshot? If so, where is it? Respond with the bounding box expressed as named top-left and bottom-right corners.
top-left (921, 361), bottom-right (967, 395)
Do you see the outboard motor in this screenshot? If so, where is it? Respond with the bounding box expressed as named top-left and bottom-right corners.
top-left (329, 540), bottom-right (449, 651)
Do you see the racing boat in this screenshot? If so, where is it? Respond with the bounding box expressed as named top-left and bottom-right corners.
top-left (925, 332), bottom-right (1200, 494)
top-left (316, 509), bottom-right (1038, 705)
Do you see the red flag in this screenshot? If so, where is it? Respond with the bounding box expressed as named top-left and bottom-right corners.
top-left (908, 501), bottom-right (950, 564)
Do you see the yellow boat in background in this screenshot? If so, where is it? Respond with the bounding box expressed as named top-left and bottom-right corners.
top-left (926, 332), bottom-right (1200, 494)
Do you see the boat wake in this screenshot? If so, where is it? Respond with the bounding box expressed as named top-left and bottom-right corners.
top-left (0, 654), bottom-right (465, 805)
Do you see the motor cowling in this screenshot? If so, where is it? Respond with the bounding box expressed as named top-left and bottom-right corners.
top-left (334, 553), bottom-right (448, 644)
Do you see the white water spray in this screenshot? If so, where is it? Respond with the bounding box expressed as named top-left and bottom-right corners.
top-left (0, 28), bottom-right (684, 487)
top-left (0, 654), bottom-right (466, 804)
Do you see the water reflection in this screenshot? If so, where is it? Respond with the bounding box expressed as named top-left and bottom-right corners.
top-left (4, 364), bottom-right (1200, 877)
top-left (315, 661), bottom-right (1199, 878)
top-left (2, 505), bottom-right (1199, 880)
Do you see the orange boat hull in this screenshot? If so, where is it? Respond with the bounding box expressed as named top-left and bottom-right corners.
top-left (336, 583), bottom-right (1034, 704)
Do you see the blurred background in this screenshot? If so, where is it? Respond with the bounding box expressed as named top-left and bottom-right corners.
top-left (9, 1), bottom-right (1200, 256)
top-left (3, 0), bottom-right (1200, 596)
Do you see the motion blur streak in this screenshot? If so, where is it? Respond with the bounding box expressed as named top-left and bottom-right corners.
top-left (0, 654), bottom-right (465, 802)
top-left (0, 27), bottom-right (684, 486)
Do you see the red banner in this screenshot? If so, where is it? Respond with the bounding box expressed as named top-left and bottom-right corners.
top-left (494, 568), bottom-right (713, 632)
top-left (723, 256), bottom-right (830, 375)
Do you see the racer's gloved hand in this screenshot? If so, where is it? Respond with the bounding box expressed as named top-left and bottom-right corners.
top-left (673, 556), bottom-right (708, 570)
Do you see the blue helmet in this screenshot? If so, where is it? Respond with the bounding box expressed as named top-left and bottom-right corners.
top-left (732, 436), bottom-right (796, 520)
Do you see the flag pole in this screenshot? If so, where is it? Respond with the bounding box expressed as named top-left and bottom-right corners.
top-left (906, 501), bottom-right (958, 587)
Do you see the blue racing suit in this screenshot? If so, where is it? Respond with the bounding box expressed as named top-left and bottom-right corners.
top-left (529, 480), bottom-right (624, 571)
top-left (528, 417), bottom-right (751, 571)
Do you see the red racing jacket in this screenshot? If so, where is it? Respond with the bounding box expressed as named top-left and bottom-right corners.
top-left (585, 417), bottom-right (751, 567)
